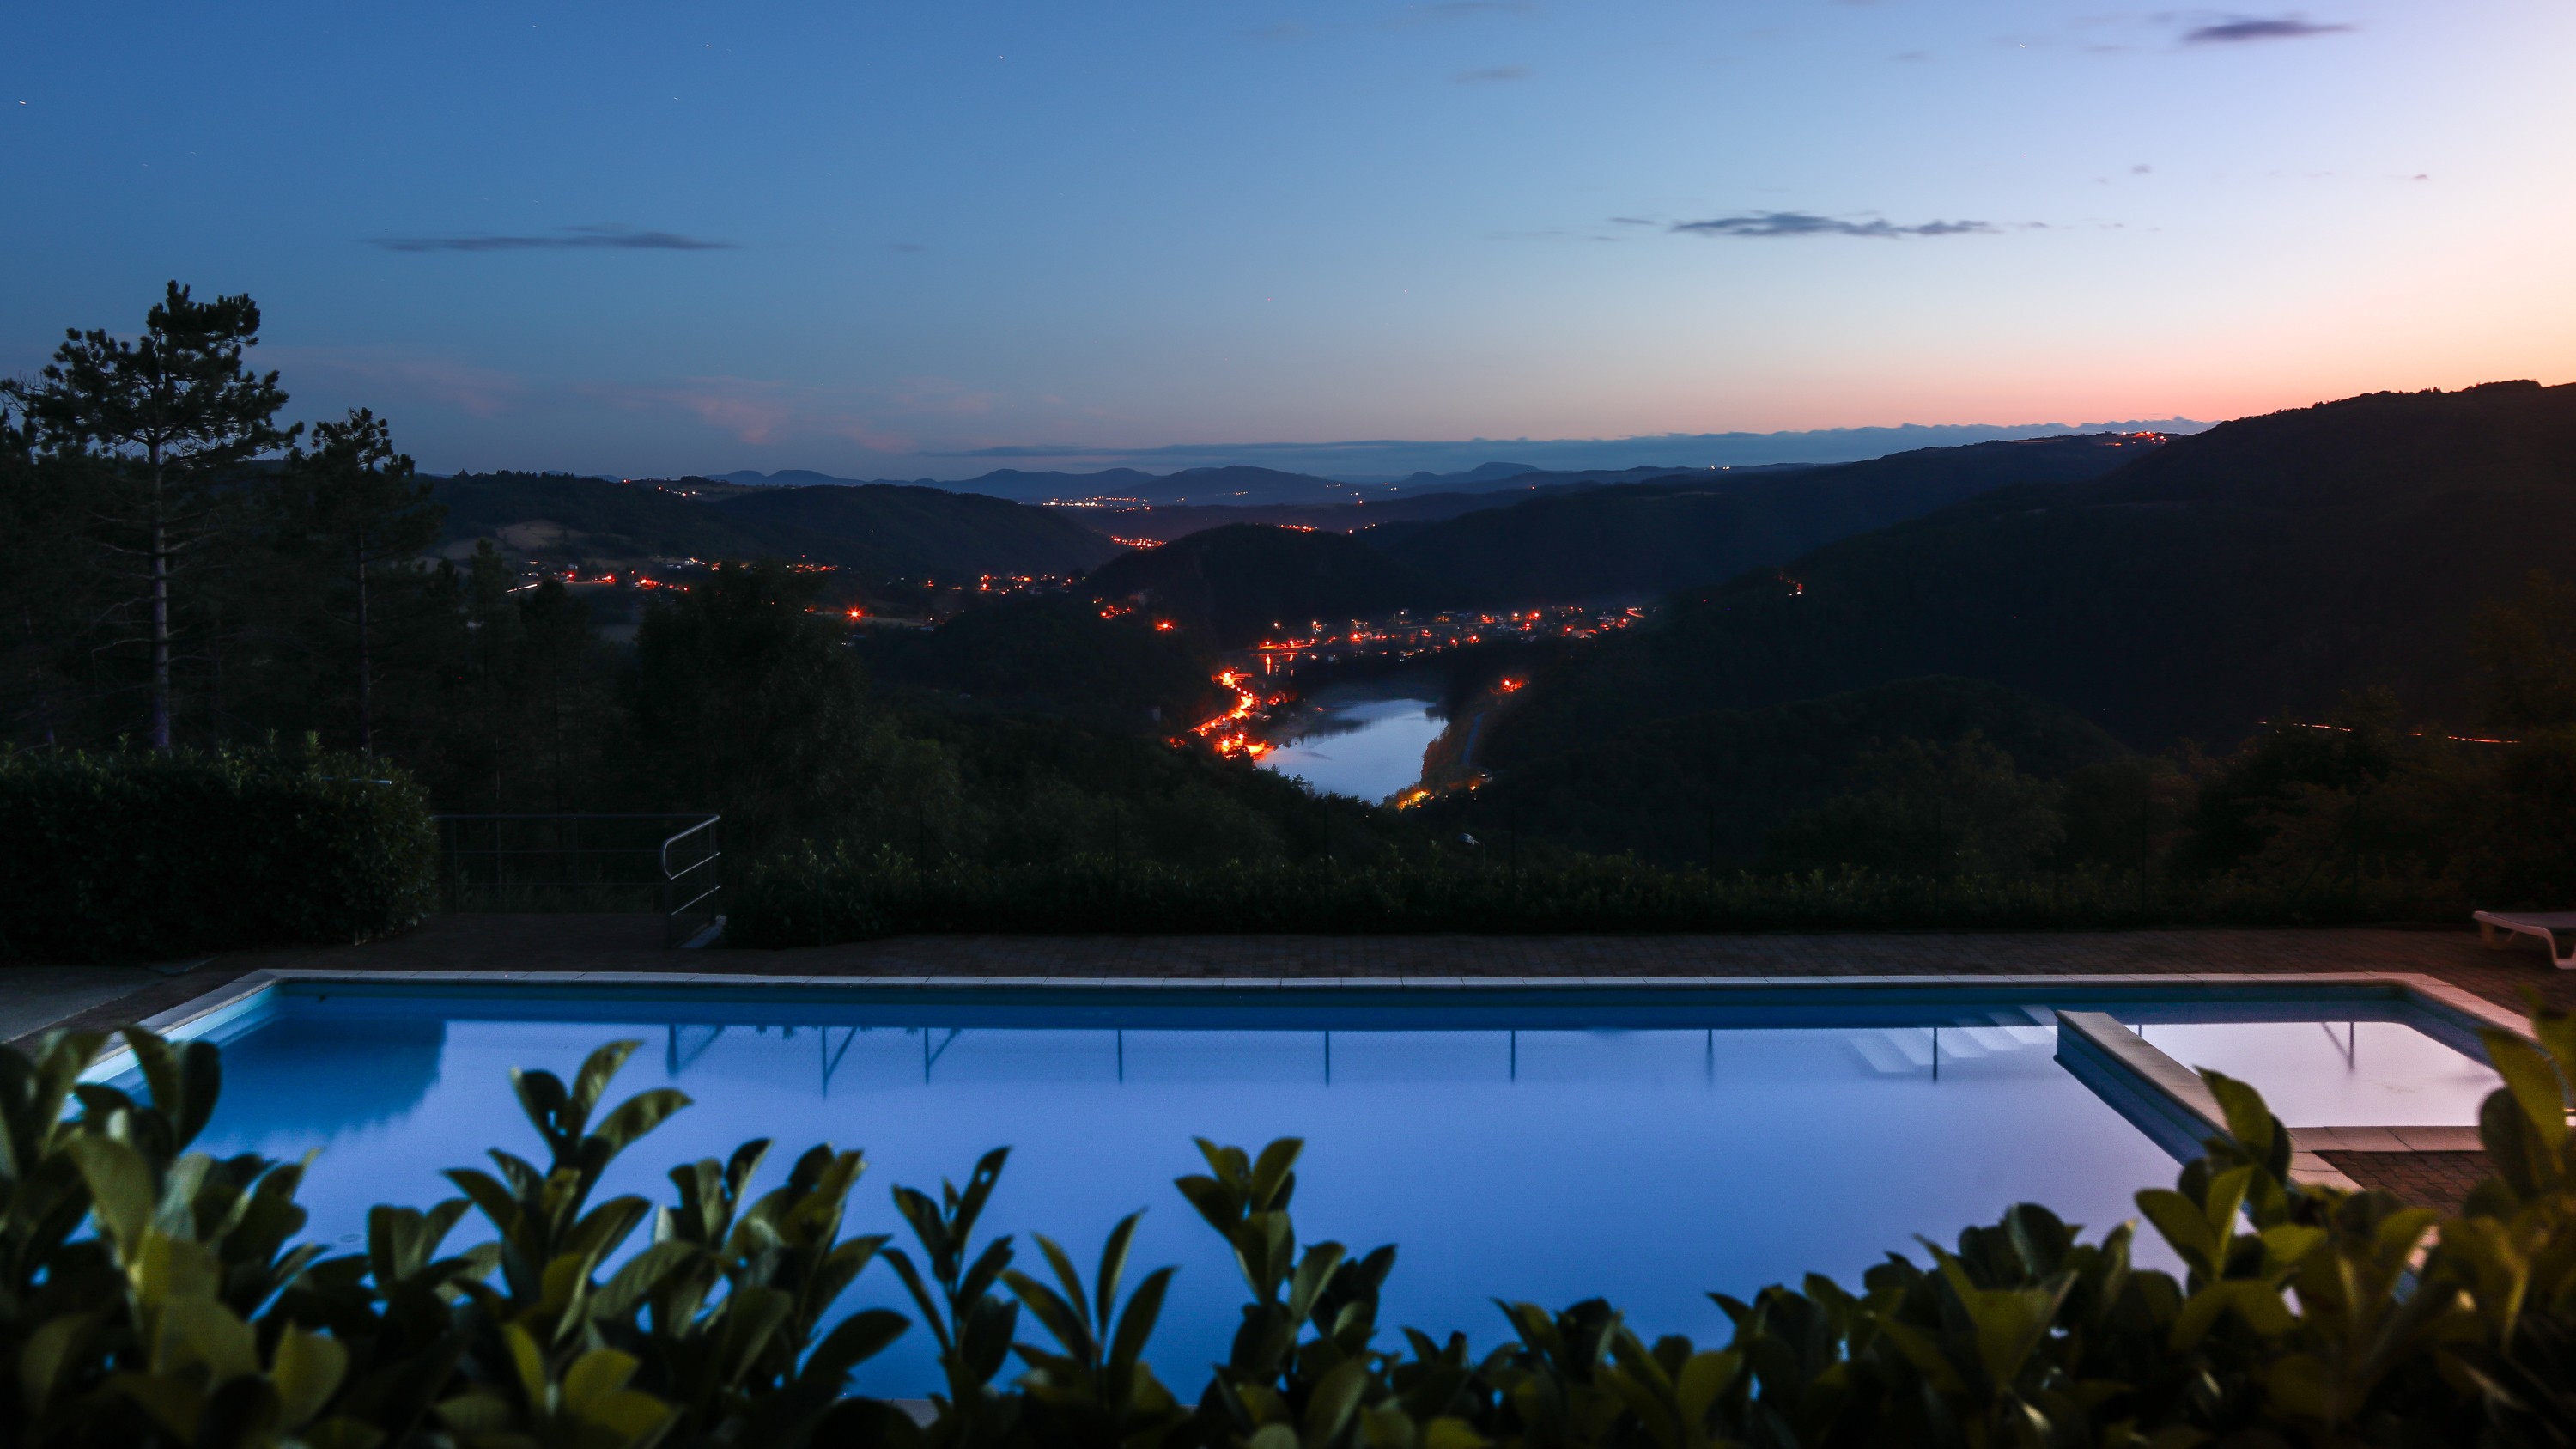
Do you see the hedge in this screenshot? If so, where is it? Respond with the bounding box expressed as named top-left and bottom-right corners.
top-left (0, 744), bottom-right (436, 961)
top-left (728, 845), bottom-right (2456, 946)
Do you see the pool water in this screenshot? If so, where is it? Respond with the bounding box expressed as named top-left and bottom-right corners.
top-left (160, 985), bottom-right (2494, 1394)
top-left (2115, 1018), bottom-right (2500, 1126)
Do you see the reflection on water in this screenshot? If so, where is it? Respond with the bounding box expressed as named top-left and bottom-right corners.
top-left (1259, 695), bottom-right (1444, 801)
top-left (183, 995), bottom-right (2189, 1394)
top-left (210, 1016), bottom-right (448, 1136)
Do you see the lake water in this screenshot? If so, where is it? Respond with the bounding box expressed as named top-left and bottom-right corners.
top-left (1258, 693), bottom-right (1444, 802)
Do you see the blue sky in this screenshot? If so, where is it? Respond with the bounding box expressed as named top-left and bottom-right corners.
top-left (5, 1), bottom-right (2569, 478)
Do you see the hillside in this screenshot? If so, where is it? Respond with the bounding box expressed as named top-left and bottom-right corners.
top-left (1376, 433), bottom-right (2159, 605)
top-left (1084, 524), bottom-right (1453, 646)
top-left (856, 594), bottom-right (1221, 729)
top-left (431, 472), bottom-right (1118, 581)
top-left (1070, 435), bottom-right (2155, 636)
top-left (709, 484), bottom-right (1121, 579)
top-left (1483, 382), bottom-right (2576, 764)
top-left (1419, 675), bottom-right (2126, 864)
top-left (433, 473), bottom-right (792, 563)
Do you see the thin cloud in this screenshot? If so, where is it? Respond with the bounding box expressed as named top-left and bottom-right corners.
top-left (1671, 211), bottom-right (1996, 239)
top-left (370, 223), bottom-right (737, 253)
top-left (1455, 64), bottom-right (1531, 82)
top-left (2182, 15), bottom-right (2354, 43)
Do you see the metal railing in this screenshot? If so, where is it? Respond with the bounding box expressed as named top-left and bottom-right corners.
top-left (431, 813), bottom-right (722, 947)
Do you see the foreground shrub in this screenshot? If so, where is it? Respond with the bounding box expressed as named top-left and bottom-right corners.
top-left (0, 743), bottom-right (435, 961)
top-left (11, 1003), bottom-right (2576, 1446)
top-left (729, 843), bottom-right (2458, 944)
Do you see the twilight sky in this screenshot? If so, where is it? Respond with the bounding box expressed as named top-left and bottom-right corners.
top-left (4, 1), bottom-right (2570, 478)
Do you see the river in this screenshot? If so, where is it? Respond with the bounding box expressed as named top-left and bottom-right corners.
top-left (1256, 684), bottom-right (1445, 803)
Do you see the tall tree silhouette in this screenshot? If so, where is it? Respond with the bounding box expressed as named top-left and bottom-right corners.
top-left (3, 283), bottom-right (292, 748)
top-left (279, 410), bottom-right (442, 752)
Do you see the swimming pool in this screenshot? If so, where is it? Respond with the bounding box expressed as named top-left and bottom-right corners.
top-left (124, 977), bottom-right (2505, 1395)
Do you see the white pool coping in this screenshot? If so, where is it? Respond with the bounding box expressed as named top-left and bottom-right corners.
top-left (82, 961), bottom-right (2531, 1077)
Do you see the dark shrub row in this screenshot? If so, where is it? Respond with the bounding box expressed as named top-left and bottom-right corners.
top-left (11, 1008), bottom-right (2576, 1447)
top-left (728, 845), bottom-right (2458, 946)
top-left (0, 745), bottom-right (435, 961)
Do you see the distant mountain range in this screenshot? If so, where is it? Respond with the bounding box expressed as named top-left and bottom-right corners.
top-left (713, 462), bottom-right (1537, 508)
top-left (708, 417), bottom-right (2208, 506)
top-left (762, 417), bottom-right (2207, 484)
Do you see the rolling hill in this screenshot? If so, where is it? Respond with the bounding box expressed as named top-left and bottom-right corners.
top-left (855, 594), bottom-right (1222, 729)
top-left (1481, 381), bottom-right (2576, 764)
top-left (1373, 433), bottom-right (2160, 605)
top-left (1069, 433), bottom-right (2163, 640)
top-left (1084, 524), bottom-right (1452, 646)
top-left (431, 472), bottom-right (1120, 581)
top-left (708, 484), bottom-right (1121, 579)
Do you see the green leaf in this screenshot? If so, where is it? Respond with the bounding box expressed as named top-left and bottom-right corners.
top-left (807, 1309), bottom-right (911, 1380)
top-left (2200, 1071), bottom-right (2278, 1163)
top-left (19, 1309), bottom-right (103, 1415)
top-left (1422, 1416), bottom-right (1491, 1449)
top-left (1003, 1269), bottom-right (1093, 1361)
top-left (65, 1135), bottom-right (154, 1251)
top-left (513, 1068), bottom-right (571, 1145)
top-left (161, 1295), bottom-right (260, 1384)
top-left (2482, 1032), bottom-right (2569, 1154)
top-left (441, 1167), bottom-right (524, 1240)
top-left (271, 1324), bottom-right (348, 1429)
top-left (1674, 1349), bottom-right (1741, 1425)
top-left (592, 1088), bottom-right (692, 1158)
top-left (106, 1369), bottom-right (206, 1440)
top-left (1303, 1356), bottom-right (1372, 1448)
top-left (1249, 1138), bottom-right (1303, 1210)
top-left (571, 1041), bottom-right (643, 1121)
top-left (1097, 1212), bottom-right (1140, 1328)
top-left (1109, 1266), bottom-right (1176, 1379)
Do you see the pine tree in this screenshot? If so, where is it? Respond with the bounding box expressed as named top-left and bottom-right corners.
top-left (3, 283), bottom-right (292, 748)
top-left (277, 410), bottom-right (444, 753)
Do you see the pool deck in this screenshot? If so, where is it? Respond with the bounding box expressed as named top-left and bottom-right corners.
top-left (15, 913), bottom-right (2573, 1213)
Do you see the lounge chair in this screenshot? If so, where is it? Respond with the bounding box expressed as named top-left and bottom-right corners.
top-left (2473, 910), bottom-right (2576, 968)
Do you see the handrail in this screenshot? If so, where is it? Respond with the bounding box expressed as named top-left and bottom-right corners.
top-left (430, 813), bottom-right (721, 947)
top-left (658, 814), bottom-right (723, 947)
top-left (659, 814), bottom-right (720, 880)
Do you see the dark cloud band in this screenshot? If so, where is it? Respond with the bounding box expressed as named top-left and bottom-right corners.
top-left (2183, 17), bottom-right (2354, 43)
top-left (370, 225), bottom-right (736, 253)
top-left (1671, 212), bottom-right (1995, 239)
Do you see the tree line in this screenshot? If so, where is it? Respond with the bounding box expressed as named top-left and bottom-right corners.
top-left (0, 283), bottom-right (1403, 868)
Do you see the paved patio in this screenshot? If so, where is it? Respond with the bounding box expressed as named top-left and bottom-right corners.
top-left (16, 914), bottom-right (2571, 1215)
